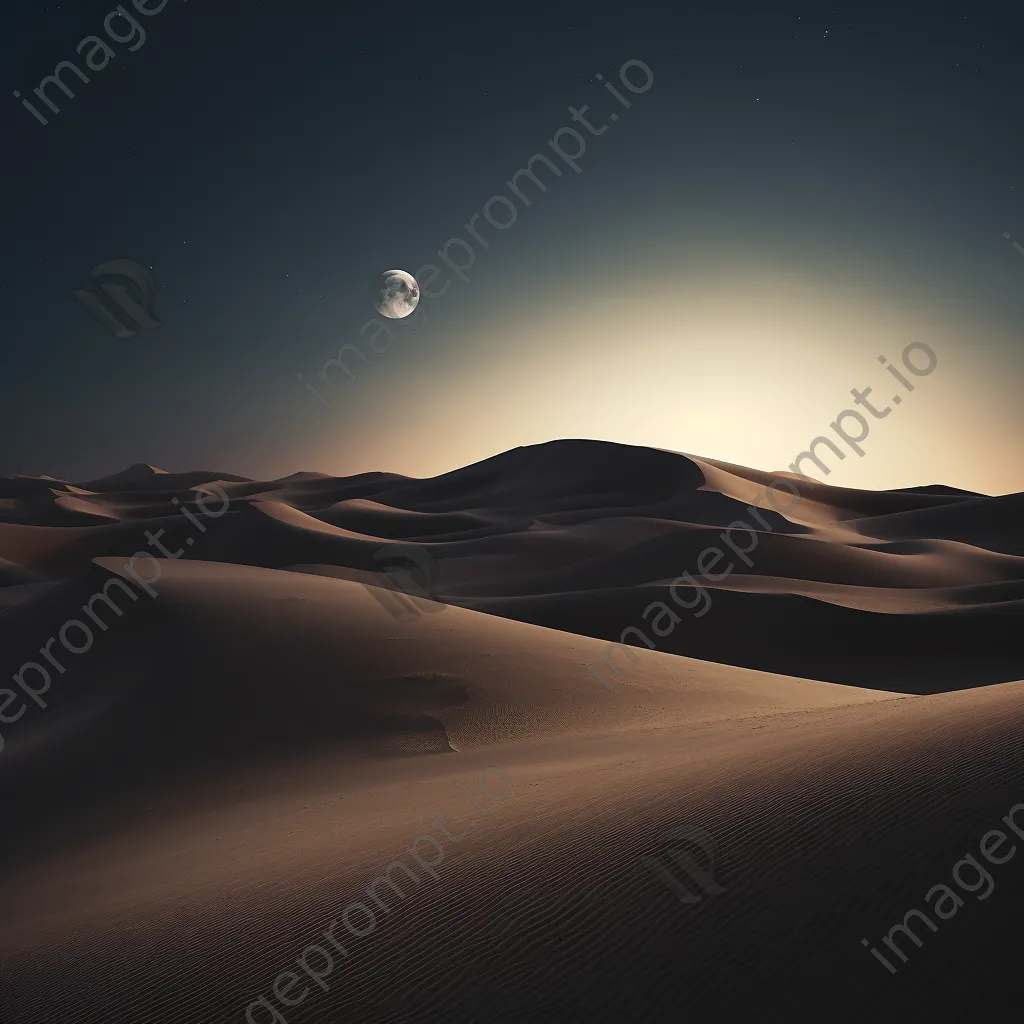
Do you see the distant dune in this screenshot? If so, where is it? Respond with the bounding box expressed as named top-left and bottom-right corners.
top-left (0, 440), bottom-right (1021, 1022)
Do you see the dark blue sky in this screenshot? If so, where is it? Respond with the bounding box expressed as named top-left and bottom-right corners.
top-left (2, 1), bottom-right (1022, 491)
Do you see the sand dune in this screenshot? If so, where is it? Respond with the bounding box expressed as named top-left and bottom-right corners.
top-left (0, 440), bottom-right (1021, 1022)
top-left (2, 439), bottom-right (1017, 689)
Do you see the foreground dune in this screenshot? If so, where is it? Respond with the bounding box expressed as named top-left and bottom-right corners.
top-left (0, 441), bottom-right (1021, 1021)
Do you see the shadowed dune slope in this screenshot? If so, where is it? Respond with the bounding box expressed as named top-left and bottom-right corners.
top-left (0, 439), bottom-right (1020, 691)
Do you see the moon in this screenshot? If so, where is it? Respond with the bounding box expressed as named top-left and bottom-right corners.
top-left (372, 269), bottom-right (420, 319)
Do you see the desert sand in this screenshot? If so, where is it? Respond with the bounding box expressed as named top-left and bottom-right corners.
top-left (0, 439), bottom-right (1022, 1022)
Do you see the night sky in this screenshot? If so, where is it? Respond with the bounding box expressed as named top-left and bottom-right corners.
top-left (2, 1), bottom-right (1022, 493)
